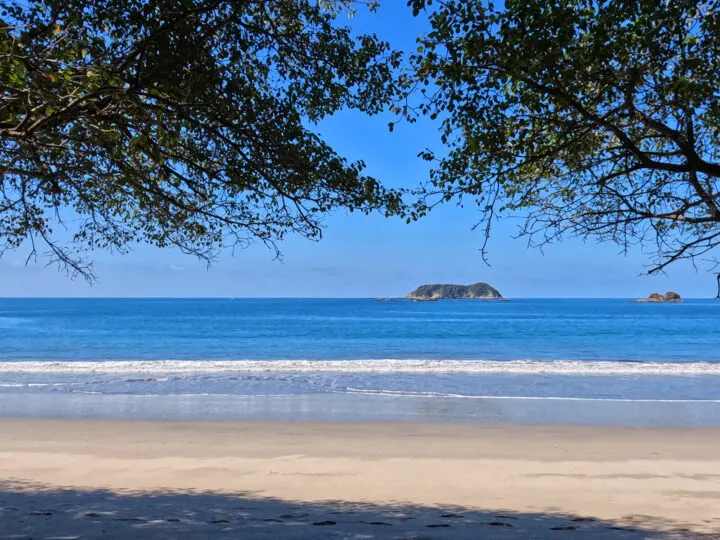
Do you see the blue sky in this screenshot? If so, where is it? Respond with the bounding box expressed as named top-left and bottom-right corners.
top-left (0, 3), bottom-right (717, 298)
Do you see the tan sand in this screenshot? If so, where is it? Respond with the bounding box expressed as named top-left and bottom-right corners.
top-left (1, 420), bottom-right (720, 538)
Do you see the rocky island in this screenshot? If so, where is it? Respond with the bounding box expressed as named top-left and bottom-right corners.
top-left (406, 282), bottom-right (503, 301)
top-left (633, 291), bottom-right (682, 303)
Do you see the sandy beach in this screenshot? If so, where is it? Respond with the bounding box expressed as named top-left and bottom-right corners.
top-left (1, 420), bottom-right (719, 538)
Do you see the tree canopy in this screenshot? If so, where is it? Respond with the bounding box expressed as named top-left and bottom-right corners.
top-left (4, 0), bottom-right (720, 279)
top-left (406, 0), bottom-right (720, 273)
top-left (1, 0), bottom-right (401, 279)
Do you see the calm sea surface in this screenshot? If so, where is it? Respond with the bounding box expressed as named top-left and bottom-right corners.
top-left (0, 298), bottom-right (719, 403)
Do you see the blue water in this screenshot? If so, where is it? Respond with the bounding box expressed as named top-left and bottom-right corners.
top-left (0, 298), bottom-right (719, 403)
top-left (1, 297), bottom-right (719, 361)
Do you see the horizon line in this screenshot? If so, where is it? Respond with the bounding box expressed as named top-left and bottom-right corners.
top-left (0, 296), bottom-right (717, 300)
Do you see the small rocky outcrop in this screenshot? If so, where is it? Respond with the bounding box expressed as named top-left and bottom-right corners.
top-left (406, 282), bottom-right (503, 300)
top-left (633, 291), bottom-right (682, 303)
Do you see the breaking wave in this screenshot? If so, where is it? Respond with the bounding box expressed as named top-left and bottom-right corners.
top-left (1, 359), bottom-right (720, 375)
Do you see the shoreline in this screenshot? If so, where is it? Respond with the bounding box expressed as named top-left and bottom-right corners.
top-left (1, 419), bottom-right (719, 538)
top-left (3, 391), bottom-right (720, 426)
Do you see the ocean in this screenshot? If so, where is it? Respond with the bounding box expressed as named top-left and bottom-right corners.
top-left (1, 298), bottom-right (719, 424)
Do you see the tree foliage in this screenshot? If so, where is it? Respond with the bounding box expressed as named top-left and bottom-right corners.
top-left (1, 0), bottom-right (401, 279)
top-left (406, 0), bottom-right (720, 272)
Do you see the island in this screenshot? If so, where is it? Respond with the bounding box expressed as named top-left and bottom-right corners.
top-left (633, 291), bottom-right (682, 303)
top-left (406, 282), bottom-right (503, 301)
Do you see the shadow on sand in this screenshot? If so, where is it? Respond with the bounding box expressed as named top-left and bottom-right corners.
top-left (1, 480), bottom-right (718, 539)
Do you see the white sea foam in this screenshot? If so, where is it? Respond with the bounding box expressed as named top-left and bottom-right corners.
top-left (1, 359), bottom-right (719, 375)
top-left (342, 387), bottom-right (720, 403)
